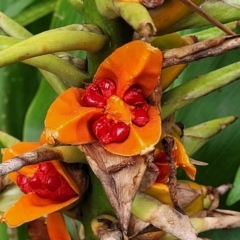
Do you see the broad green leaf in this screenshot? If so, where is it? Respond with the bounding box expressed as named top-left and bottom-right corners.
top-left (0, 63), bottom-right (40, 140)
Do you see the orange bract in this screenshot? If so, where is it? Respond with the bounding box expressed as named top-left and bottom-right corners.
top-left (47, 212), bottom-right (71, 240)
top-left (1, 142), bottom-right (80, 227)
top-left (44, 41), bottom-right (162, 156)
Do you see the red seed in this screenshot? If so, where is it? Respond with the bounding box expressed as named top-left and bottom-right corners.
top-left (82, 78), bottom-right (116, 108)
top-left (96, 78), bottom-right (116, 98)
top-left (47, 176), bottom-right (61, 192)
top-left (39, 162), bottom-right (54, 172)
top-left (81, 88), bottom-right (106, 108)
top-left (17, 174), bottom-right (28, 185)
top-left (132, 108), bottom-right (149, 126)
top-left (123, 87), bottom-right (145, 106)
top-left (17, 162), bottom-right (77, 202)
top-left (111, 122), bottom-right (130, 142)
top-left (29, 176), bottom-right (42, 189)
top-left (92, 116), bottom-right (113, 144)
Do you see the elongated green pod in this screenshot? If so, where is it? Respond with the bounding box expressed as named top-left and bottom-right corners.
top-left (0, 29), bottom-right (108, 68)
top-left (0, 36), bottom-right (90, 87)
top-left (183, 116), bottom-right (237, 156)
top-left (162, 61), bottom-right (240, 120)
top-left (168, 0), bottom-right (240, 32)
top-left (0, 13), bottom-right (68, 93)
top-left (185, 21), bottom-right (240, 42)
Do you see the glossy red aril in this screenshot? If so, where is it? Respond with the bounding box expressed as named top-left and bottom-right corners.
top-left (92, 116), bottom-right (130, 144)
top-left (81, 78), bottom-right (116, 108)
top-left (92, 116), bottom-right (113, 144)
top-left (111, 122), bottom-right (130, 142)
top-left (17, 162), bottom-right (77, 202)
top-left (132, 108), bottom-right (149, 126)
top-left (123, 87), bottom-right (145, 106)
top-left (96, 78), bottom-right (116, 98)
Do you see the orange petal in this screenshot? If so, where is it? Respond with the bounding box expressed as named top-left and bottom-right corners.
top-left (47, 212), bottom-right (71, 240)
top-left (2, 193), bottom-right (79, 227)
top-left (173, 137), bottom-right (196, 180)
top-left (44, 87), bottom-right (103, 145)
top-left (104, 106), bottom-right (161, 156)
top-left (94, 40), bottom-right (163, 98)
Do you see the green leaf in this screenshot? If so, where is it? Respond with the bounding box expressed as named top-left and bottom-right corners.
top-left (3, 0), bottom-right (33, 18)
top-left (0, 63), bottom-right (40, 140)
top-left (13, 0), bottom-right (57, 27)
top-left (23, 80), bottom-right (57, 141)
top-left (226, 166), bottom-right (240, 205)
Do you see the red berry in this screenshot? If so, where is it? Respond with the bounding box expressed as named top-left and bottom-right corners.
top-left (92, 115), bottom-right (130, 144)
top-left (47, 176), bottom-right (61, 192)
top-left (111, 122), bottom-right (130, 143)
top-left (81, 78), bottom-right (116, 108)
top-left (96, 78), bottom-right (116, 98)
top-left (132, 108), bottom-right (149, 126)
top-left (17, 162), bottom-right (76, 202)
top-left (81, 87), bottom-right (106, 107)
top-left (29, 176), bottom-right (42, 189)
top-left (123, 87), bottom-right (145, 106)
top-left (92, 116), bottom-right (113, 144)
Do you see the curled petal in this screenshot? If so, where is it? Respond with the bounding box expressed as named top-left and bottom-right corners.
top-left (174, 137), bottom-right (196, 180)
top-left (104, 106), bottom-right (161, 156)
top-left (94, 40), bottom-right (162, 98)
top-left (44, 87), bottom-right (103, 145)
top-left (2, 193), bottom-right (79, 227)
top-left (47, 212), bottom-right (71, 240)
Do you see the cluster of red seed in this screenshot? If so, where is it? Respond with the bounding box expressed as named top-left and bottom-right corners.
top-left (81, 78), bottom-right (150, 144)
top-left (17, 162), bottom-right (77, 202)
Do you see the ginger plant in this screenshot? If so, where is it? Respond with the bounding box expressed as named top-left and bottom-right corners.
top-left (0, 0), bottom-right (240, 239)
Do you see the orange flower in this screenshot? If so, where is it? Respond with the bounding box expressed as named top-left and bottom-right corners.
top-left (154, 135), bottom-right (196, 184)
top-left (1, 142), bottom-right (80, 228)
top-left (43, 41), bottom-right (162, 156)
